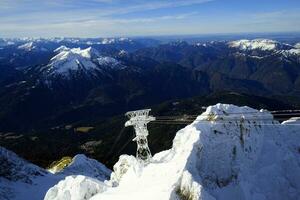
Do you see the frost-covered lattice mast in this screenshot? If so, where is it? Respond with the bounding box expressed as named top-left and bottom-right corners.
top-left (125, 109), bottom-right (155, 162)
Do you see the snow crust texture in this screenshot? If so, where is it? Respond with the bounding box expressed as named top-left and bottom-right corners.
top-left (44, 103), bottom-right (300, 200)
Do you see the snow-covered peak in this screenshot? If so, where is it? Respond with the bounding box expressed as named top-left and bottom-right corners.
top-left (197, 103), bottom-right (272, 121)
top-left (41, 46), bottom-right (125, 79)
top-left (284, 48), bottom-right (300, 56)
top-left (97, 57), bottom-right (124, 69)
top-left (17, 42), bottom-right (36, 51)
top-left (53, 154), bottom-right (111, 181)
top-left (42, 47), bottom-right (101, 77)
top-left (0, 39), bottom-right (15, 46)
top-left (53, 45), bottom-right (70, 53)
top-left (294, 42), bottom-right (300, 49)
top-left (228, 39), bottom-right (280, 51)
top-left (45, 103), bottom-right (300, 200)
top-left (101, 37), bottom-right (132, 44)
top-left (118, 49), bottom-right (128, 56)
top-left (52, 46), bottom-right (99, 60)
top-left (282, 117), bottom-right (300, 124)
top-left (44, 155), bottom-right (111, 200)
top-left (54, 47), bottom-right (99, 59)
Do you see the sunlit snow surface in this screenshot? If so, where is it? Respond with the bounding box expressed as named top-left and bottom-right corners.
top-left (229, 39), bottom-right (300, 57)
top-left (44, 104), bottom-right (300, 200)
top-left (0, 151), bottom-right (111, 200)
top-left (17, 42), bottom-right (36, 51)
top-left (44, 47), bottom-right (99, 76)
top-left (40, 46), bottom-right (124, 79)
top-left (228, 39), bottom-right (280, 50)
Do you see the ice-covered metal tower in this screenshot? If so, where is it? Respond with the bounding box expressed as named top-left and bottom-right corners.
top-left (125, 109), bottom-right (155, 163)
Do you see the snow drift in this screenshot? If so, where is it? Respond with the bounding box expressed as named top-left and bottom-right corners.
top-left (44, 103), bottom-right (300, 200)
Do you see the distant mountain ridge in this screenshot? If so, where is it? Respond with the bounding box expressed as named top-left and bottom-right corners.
top-left (0, 37), bottom-right (299, 131)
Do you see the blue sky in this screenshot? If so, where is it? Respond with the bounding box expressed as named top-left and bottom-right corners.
top-left (0, 0), bottom-right (300, 37)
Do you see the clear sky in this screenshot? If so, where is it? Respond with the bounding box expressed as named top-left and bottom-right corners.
top-left (0, 0), bottom-right (300, 38)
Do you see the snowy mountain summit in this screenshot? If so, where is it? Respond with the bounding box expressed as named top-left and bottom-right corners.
top-left (44, 104), bottom-right (300, 200)
top-left (40, 46), bottom-right (123, 79)
top-left (17, 42), bottom-right (36, 51)
top-left (51, 154), bottom-right (111, 181)
top-left (228, 39), bottom-right (300, 57)
top-left (228, 39), bottom-right (283, 51)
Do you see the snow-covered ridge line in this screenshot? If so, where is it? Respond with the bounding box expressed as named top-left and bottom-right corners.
top-left (1, 37), bottom-right (135, 46)
top-left (228, 38), bottom-right (300, 56)
top-left (40, 46), bottom-right (124, 79)
top-left (49, 154), bottom-right (112, 181)
top-left (294, 42), bottom-right (300, 49)
top-left (45, 103), bottom-right (300, 200)
top-left (228, 39), bottom-right (282, 51)
top-left (17, 42), bottom-right (36, 51)
top-left (44, 47), bottom-right (100, 76)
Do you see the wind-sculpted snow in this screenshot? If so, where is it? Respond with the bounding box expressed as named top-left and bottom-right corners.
top-left (44, 103), bottom-right (300, 200)
top-left (44, 175), bottom-right (107, 200)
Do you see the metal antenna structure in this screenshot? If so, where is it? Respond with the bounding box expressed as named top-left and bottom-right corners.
top-left (125, 109), bottom-right (155, 163)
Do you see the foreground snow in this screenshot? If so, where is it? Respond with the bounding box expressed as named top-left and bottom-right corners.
top-left (45, 104), bottom-right (300, 200)
top-left (44, 176), bottom-right (107, 200)
top-left (0, 150), bottom-right (111, 200)
top-left (52, 154), bottom-right (111, 181)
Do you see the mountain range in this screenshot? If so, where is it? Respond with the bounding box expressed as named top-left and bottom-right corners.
top-left (0, 37), bottom-right (299, 131)
top-left (0, 36), bottom-right (300, 169)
